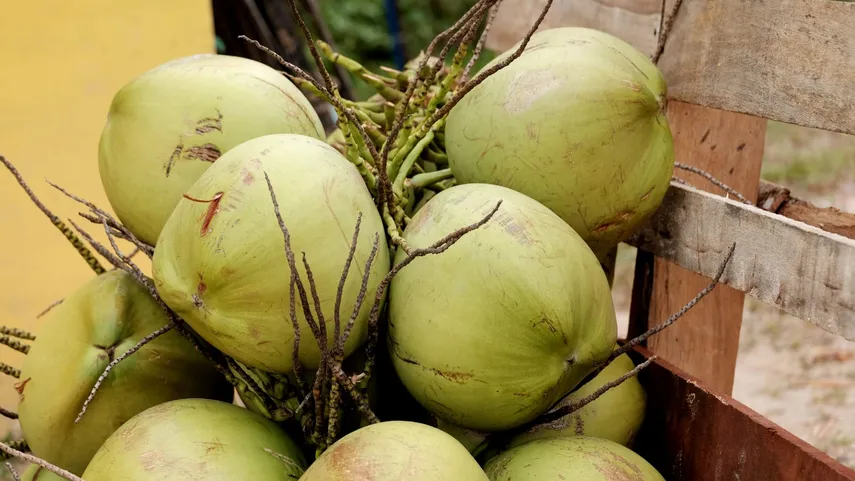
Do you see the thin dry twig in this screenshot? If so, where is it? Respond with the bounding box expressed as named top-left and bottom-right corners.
top-left (0, 407), bottom-right (17, 420)
top-left (36, 299), bottom-right (64, 319)
top-left (652, 0), bottom-right (685, 64)
top-left (338, 234), bottom-right (380, 356)
top-left (535, 356), bottom-right (657, 426)
top-left (0, 337), bottom-right (29, 355)
top-left (420, 0), bottom-right (554, 136)
top-left (74, 324), bottom-right (174, 424)
top-left (4, 461), bottom-right (20, 481)
top-left (0, 442), bottom-right (83, 481)
top-left (674, 162), bottom-right (752, 205)
top-left (0, 156), bottom-right (106, 274)
top-left (0, 362), bottom-right (20, 379)
top-left (462, 0), bottom-right (504, 83)
top-left (334, 213), bottom-right (363, 347)
top-left (0, 327), bottom-right (35, 341)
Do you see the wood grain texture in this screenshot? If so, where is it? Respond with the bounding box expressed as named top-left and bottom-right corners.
top-left (627, 180), bottom-right (855, 341)
top-left (640, 101), bottom-right (766, 394)
top-left (486, 0), bottom-right (662, 55)
top-left (758, 180), bottom-right (855, 240)
top-left (629, 346), bottom-right (855, 481)
top-left (487, 0), bottom-right (855, 135)
top-left (659, 0), bottom-right (855, 135)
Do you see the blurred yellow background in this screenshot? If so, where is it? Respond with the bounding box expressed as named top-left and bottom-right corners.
top-left (0, 0), bottom-right (214, 435)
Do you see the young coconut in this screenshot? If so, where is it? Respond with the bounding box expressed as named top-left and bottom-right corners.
top-left (152, 133), bottom-right (390, 373)
top-left (388, 183), bottom-right (617, 432)
top-left (98, 54), bottom-right (325, 246)
top-left (81, 398), bottom-right (307, 480)
top-left (446, 27), bottom-right (675, 259)
top-left (300, 421), bottom-right (489, 480)
top-left (483, 436), bottom-right (665, 480)
top-left (16, 270), bottom-right (233, 476)
top-left (509, 347), bottom-right (647, 447)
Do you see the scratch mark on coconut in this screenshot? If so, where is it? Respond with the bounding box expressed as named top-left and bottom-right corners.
top-left (593, 211), bottom-right (634, 234)
top-left (592, 449), bottom-right (645, 481)
top-left (182, 191), bottom-right (224, 237)
top-left (13, 378), bottom-right (30, 399)
top-left (184, 144), bottom-right (222, 163)
top-left (503, 70), bottom-right (560, 115)
top-left (164, 110), bottom-right (224, 176)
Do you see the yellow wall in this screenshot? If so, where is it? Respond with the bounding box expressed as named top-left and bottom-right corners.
top-left (0, 0), bottom-right (214, 435)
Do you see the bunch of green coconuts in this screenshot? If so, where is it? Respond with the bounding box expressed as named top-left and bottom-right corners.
top-left (3, 2), bottom-right (677, 480)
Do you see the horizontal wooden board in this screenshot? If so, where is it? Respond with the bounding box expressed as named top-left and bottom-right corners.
top-left (487, 0), bottom-right (855, 135)
top-left (626, 182), bottom-right (855, 341)
top-left (629, 346), bottom-right (855, 481)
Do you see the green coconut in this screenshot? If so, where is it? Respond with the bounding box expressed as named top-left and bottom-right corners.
top-left (434, 417), bottom-right (490, 455)
top-left (21, 465), bottom-right (66, 481)
top-left (446, 27), bottom-right (675, 259)
top-left (152, 133), bottom-right (390, 373)
top-left (484, 436), bottom-right (665, 480)
top-left (509, 347), bottom-right (647, 447)
top-left (81, 398), bottom-right (306, 480)
top-left (388, 183), bottom-right (617, 432)
top-left (300, 421), bottom-right (489, 480)
top-left (98, 53), bottom-right (325, 246)
top-left (16, 270), bottom-right (233, 476)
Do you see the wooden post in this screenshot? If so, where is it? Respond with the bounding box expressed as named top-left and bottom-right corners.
top-left (642, 102), bottom-right (766, 394)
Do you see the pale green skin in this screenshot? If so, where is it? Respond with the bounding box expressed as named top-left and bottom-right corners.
top-left (300, 421), bottom-right (489, 481)
top-left (447, 27), bottom-right (675, 259)
top-left (388, 183), bottom-right (617, 432)
top-left (99, 53), bottom-right (325, 246)
top-left (435, 417), bottom-right (490, 454)
top-left (81, 398), bottom-right (306, 480)
top-left (152, 133), bottom-right (390, 373)
top-left (17, 270), bottom-right (233, 476)
top-left (485, 436), bottom-right (665, 480)
top-left (21, 465), bottom-right (66, 481)
top-left (509, 348), bottom-right (647, 448)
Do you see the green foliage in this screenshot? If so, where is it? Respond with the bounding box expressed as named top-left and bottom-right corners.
top-left (319, 0), bottom-right (497, 100)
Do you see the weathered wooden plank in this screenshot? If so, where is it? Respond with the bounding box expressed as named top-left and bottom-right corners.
top-left (644, 101), bottom-right (766, 395)
top-left (487, 0), bottom-right (855, 135)
top-left (486, 0), bottom-right (661, 56)
top-left (627, 181), bottom-right (855, 341)
top-left (629, 346), bottom-right (855, 481)
top-left (758, 179), bottom-right (855, 240)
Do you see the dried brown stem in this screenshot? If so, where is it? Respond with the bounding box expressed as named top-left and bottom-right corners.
top-left (0, 155), bottom-right (107, 275)
top-left (4, 461), bottom-right (20, 481)
top-left (0, 337), bottom-right (29, 355)
top-left (338, 234), bottom-right (380, 356)
top-left (74, 324), bottom-right (174, 424)
top-left (103, 219), bottom-right (148, 284)
top-left (0, 442), bottom-right (27, 463)
top-left (363, 200), bottom-right (503, 379)
top-left (0, 407), bottom-right (17, 420)
top-left (289, 276), bottom-right (309, 399)
top-left (421, 0), bottom-right (554, 135)
top-left (0, 362), bottom-right (20, 379)
top-left (462, 0), bottom-right (503, 83)
top-left (325, 379), bottom-right (343, 446)
top-left (652, 0), bottom-right (684, 64)
top-left (534, 356), bottom-right (657, 427)
top-left (0, 442), bottom-right (83, 481)
top-left (286, 0), bottom-right (336, 93)
top-left (0, 327), bottom-right (35, 341)
top-left (333, 213), bottom-right (363, 345)
top-left (330, 362), bottom-right (379, 424)
top-left (301, 252), bottom-right (331, 444)
top-left (36, 299), bottom-right (64, 319)
top-left (674, 162), bottom-right (751, 205)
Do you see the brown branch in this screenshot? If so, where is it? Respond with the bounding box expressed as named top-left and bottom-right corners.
top-left (0, 407), bottom-right (17, 420)
top-left (286, 0), bottom-right (336, 93)
top-left (289, 276), bottom-right (309, 399)
top-left (74, 324), bottom-right (174, 424)
top-left (652, 0), bottom-right (684, 64)
top-left (0, 337), bottom-right (29, 355)
top-left (0, 362), bottom-right (20, 379)
top-left (420, 0), bottom-right (554, 136)
top-left (0, 327), bottom-right (35, 341)
top-left (330, 362), bottom-right (379, 424)
top-left (36, 298), bottom-right (64, 319)
top-left (333, 213), bottom-right (362, 345)
top-left (462, 0), bottom-right (504, 83)
top-left (0, 442), bottom-right (83, 481)
top-left (534, 356), bottom-right (657, 427)
top-left (4, 461), bottom-right (20, 481)
top-left (675, 162), bottom-right (752, 205)
top-left (0, 441), bottom-right (27, 463)
top-left (0, 155), bottom-right (107, 274)
top-left (338, 233), bottom-right (380, 356)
